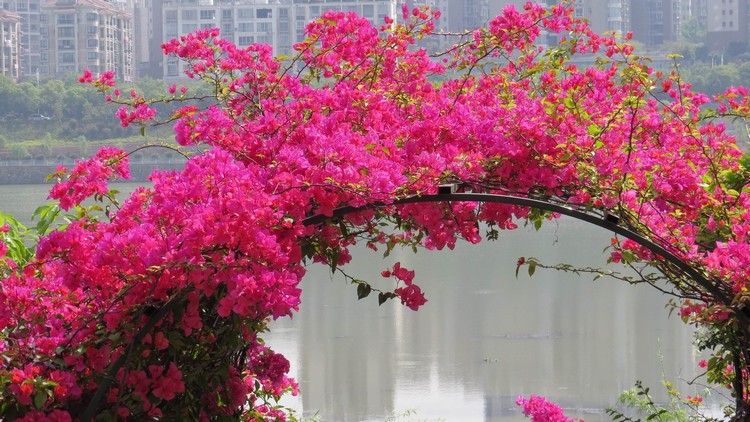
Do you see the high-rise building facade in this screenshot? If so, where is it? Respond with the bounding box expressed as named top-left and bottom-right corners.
top-left (40, 0), bottom-right (134, 82)
top-left (705, 0), bottom-right (748, 49)
top-left (2, 0), bottom-right (42, 80)
top-left (566, 0), bottom-right (629, 36)
top-left (0, 8), bottom-right (21, 80)
top-left (407, 0), bottom-right (489, 33)
top-left (629, 0), bottom-right (705, 47)
top-left (630, 0), bottom-right (665, 47)
top-left (158, 0), bottom-right (397, 79)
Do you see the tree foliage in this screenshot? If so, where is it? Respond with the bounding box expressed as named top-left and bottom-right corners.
top-left (2, 1), bottom-right (750, 420)
top-left (0, 75), bottom-right (196, 143)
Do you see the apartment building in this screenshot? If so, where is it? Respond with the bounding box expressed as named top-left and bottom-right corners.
top-left (1, 0), bottom-right (42, 80)
top-left (0, 8), bottom-right (20, 80)
top-left (158, 0), bottom-right (397, 79)
top-left (106, 0), bottom-right (150, 78)
top-left (628, 0), bottom-right (704, 47)
top-left (405, 0), bottom-right (489, 33)
top-left (40, 0), bottom-right (134, 82)
top-left (566, 0), bottom-right (630, 36)
top-left (705, 0), bottom-right (748, 50)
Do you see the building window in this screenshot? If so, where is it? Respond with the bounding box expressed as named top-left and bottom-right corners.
top-left (238, 9), bottom-right (253, 19)
top-left (258, 22), bottom-right (271, 33)
top-left (87, 39), bottom-right (98, 47)
top-left (221, 10), bottom-right (232, 20)
top-left (238, 22), bottom-right (253, 32)
top-left (165, 10), bottom-right (177, 23)
top-left (199, 10), bottom-right (215, 20)
top-left (59, 39), bottom-right (74, 49)
top-left (57, 14), bottom-right (74, 25)
top-left (40, 51), bottom-right (48, 62)
top-left (40, 27), bottom-right (47, 35)
top-left (238, 36), bottom-right (254, 45)
top-left (88, 26), bottom-right (97, 35)
top-left (60, 52), bottom-right (75, 63)
top-left (58, 27), bottom-right (75, 38)
top-left (257, 8), bottom-right (271, 19)
top-left (167, 60), bottom-right (178, 76)
top-left (200, 23), bottom-right (213, 29)
top-left (182, 23), bottom-right (198, 33)
top-left (40, 39), bottom-right (47, 49)
top-left (167, 57), bottom-right (180, 76)
top-left (87, 12), bottom-right (97, 21)
top-left (181, 10), bottom-right (197, 20)
top-left (87, 52), bottom-right (97, 60)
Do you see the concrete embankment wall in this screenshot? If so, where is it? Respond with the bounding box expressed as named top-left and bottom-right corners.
top-left (0, 163), bottom-right (182, 184)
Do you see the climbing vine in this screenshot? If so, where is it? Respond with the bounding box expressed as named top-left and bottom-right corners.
top-left (2, 1), bottom-right (750, 420)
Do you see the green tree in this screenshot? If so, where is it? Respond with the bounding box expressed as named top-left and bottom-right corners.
top-left (681, 16), bottom-right (706, 44)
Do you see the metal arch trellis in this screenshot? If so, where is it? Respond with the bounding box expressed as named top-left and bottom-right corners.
top-left (301, 190), bottom-right (718, 297)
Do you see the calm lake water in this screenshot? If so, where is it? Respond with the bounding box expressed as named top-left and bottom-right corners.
top-left (0, 183), bottom-right (721, 421)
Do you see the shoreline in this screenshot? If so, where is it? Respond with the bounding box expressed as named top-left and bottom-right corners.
top-left (0, 162), bottom-right (183, 184)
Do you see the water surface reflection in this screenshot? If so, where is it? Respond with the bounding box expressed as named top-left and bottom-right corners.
top-left (267, 219), bottom-right (705, 421)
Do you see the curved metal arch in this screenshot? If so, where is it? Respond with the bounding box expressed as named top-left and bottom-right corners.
top-left (302, 191), bottom-right (715, 290)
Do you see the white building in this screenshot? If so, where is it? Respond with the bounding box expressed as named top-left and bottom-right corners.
top-left (159, 0), bottom-right (397, 79)
top-left (0, 8), bottom-right (21, 81)
top-left (40, 0), bottom-right (134, 82)
top-left (1, 0), bottom-right (42, 80)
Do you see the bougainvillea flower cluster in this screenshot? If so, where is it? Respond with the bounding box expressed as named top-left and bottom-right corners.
top-left (3, 1), bottom-right (750, 419)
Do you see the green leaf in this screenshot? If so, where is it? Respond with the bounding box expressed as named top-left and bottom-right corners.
top-left (33, 203), bottom-right (60, 236)
top-left (328, 248), bottom-right (339, 274)
top-left (621, 250), bottom-right (636, 264)
top-left (34, 390), bottom-right (46, 409)
top-left (378, 292), bottom-right (396, 306)
top-left (356, 282), bottom-right (371, 300)
top-left (528, 261), bottom-right (536, 277)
